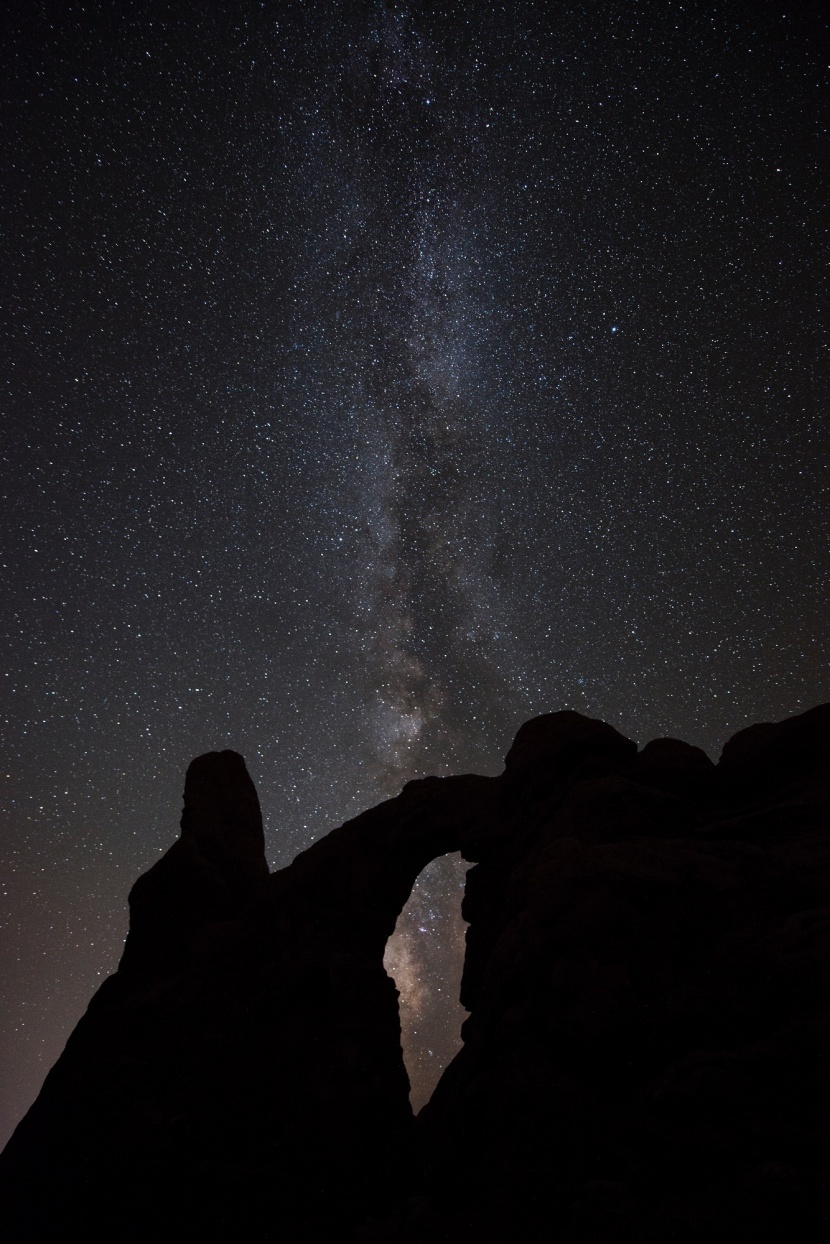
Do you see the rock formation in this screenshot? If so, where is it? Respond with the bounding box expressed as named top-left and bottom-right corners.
top-left (1, 705), bottom-right (829, 1241)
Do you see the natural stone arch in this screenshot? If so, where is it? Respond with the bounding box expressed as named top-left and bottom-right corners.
top-left (0, 710), bottom-right (653, 1241)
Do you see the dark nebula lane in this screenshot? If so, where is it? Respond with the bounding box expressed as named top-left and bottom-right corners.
top-left (2, 1), bottom-right (828, 1145)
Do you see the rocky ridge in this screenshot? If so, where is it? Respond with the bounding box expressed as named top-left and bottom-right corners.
top-left (1, 704), bottom-right (829, 1241)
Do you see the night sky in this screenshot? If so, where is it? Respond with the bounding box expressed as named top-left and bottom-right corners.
top-left (2, 0), bottom-right (828, 1144)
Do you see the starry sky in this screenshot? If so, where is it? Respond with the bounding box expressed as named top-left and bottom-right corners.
top-left (2, 0), bottom-right (829, 1143)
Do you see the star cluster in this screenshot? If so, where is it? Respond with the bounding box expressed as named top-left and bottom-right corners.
top-left (2, 1), bottom-right (828, 1145)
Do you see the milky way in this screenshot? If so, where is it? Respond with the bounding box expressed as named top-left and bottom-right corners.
top-left (2, 1), bottom-right (828, 1146)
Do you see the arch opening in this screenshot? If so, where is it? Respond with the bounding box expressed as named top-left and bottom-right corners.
top-left (383, 850), bottom-right (471, 1113)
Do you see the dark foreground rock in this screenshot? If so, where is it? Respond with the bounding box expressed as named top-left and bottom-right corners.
top-left (1, 705), bottom-right (829, 1242)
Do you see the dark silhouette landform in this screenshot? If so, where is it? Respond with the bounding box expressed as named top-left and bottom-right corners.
top-left (1, 705), bottom-right (829, 1242)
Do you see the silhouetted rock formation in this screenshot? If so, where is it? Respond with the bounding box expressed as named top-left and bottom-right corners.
top-left (1, 706), bottom-right (829, 1242)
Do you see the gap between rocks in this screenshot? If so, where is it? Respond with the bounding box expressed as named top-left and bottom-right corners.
top-left (383, 850), bottom-right (471, 1113)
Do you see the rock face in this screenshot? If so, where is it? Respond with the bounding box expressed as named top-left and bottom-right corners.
top-left (1, 707), bottom-right (830, 1241)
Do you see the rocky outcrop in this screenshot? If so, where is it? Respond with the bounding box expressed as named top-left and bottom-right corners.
top-left (1, 706), bottom-right (829, 1242)
top-left (419, 704), bottom-right (830, 1242)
